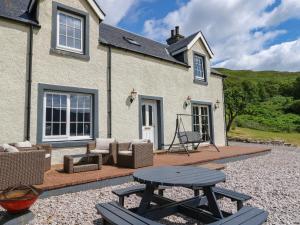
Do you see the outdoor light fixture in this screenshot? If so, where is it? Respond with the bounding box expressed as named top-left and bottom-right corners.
top-left (214, 99), bottom-right (220, 109)
top-left (184, 96), bottom-right (192, 108)
top-left (129, 88), bottom-right (137, 103)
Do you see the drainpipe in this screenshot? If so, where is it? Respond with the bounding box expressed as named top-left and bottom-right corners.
top-left (107, 46), bottom-right (112, 138)
top-left (26, 25), bottom-right (34, 141)
top-left (222, 78), bottom-right (228, 146)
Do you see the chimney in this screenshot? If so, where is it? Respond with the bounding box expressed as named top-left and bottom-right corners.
top-left (166, 26), bottom-right (185, 45)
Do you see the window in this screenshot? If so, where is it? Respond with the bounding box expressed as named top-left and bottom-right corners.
top-left (57, 11), bottom-right (83, 53)
top-left (192, 105), bottom-right (210, 142)
top-left (194, 54), bottom-right (206, 81)
top-left (123, 37), bottom-right (141, 46)
top-left (43, 92), bottom-right (92, 141)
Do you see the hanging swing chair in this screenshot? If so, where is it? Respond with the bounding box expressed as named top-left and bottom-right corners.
top-left (167, 114), bottom-right (220, 156)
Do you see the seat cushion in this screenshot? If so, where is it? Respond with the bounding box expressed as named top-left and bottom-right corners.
top-left (2, 144), bottom-right (19, 153)
top-left (45, 153), bottom-right (51, 158)
top-left (129, 139), bottom-right (149, 151)
top-left (96, 138), bottom-right (115, 150)
top-left (15, 141), bottom-right (32, 148)
top-left (91, 149), bottom-right (110, 154)
top-left (118, 150), bottom-right (132, 156)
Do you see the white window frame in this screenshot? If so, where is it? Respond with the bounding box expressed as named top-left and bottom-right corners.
top-left (56, 10), bottom-right (84, 54)
top-left (194, 53), bottom-right (206, 81)
top-left (42, 92), bottom-right (93, 142)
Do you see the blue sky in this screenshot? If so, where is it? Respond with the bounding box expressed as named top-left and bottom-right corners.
top-left (99, 0), bottom-right (300, 71)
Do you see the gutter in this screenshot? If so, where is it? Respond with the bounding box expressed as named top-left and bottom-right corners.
top-left (107, 46), bottom-right (112, 138)
top-left (0, 15), bottom-right (40, 28)
top-left (26, 25), bottom-right (34, 141)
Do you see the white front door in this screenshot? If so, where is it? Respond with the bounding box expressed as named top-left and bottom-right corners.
top-left (192, 105), bottom-right (211, 145)
top-left (142, 100), bottom-right (158, 149)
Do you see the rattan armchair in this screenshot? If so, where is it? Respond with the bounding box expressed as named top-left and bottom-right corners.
top-left (10, 143), bottom-right (52, 171)
top-left (117, 141), bottom-right (154, 169)
top-left (87, 139), bottom-right (117, 165)
top-left (0, 150), bottom-right (45, 190)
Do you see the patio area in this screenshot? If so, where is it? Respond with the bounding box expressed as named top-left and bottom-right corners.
top-left (37, 145), bottom-right (271, 191)
top-left (25, 143), bottom-right (300, 225)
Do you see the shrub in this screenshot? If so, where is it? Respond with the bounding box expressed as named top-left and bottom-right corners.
top-left (287, 100), bottom-right (300, 114)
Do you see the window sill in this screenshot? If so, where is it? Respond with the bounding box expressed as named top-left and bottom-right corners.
top-left (50, 48), bottom-right (90, 61)
top-left (39, 139), bottom-right (91, 148)
top-left (193, 79), bottom-right (208, 86)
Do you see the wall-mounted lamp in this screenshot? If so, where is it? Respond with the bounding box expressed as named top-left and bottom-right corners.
top-left (214, 99), bottom-right (220, 109)
top-left (129, 88), bottom-right (137, 103)
top-left (184, 96), bottom-right (192, 108)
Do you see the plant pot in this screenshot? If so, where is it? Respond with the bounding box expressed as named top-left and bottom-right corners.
top-left (0, 185), bottom-right (42, 214)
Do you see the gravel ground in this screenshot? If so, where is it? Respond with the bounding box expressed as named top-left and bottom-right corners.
top-left (15, 144), bottom-right (300, 224)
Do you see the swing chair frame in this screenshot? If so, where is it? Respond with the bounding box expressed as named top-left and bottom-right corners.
top-left (167, 114), bottom-right (220, 156)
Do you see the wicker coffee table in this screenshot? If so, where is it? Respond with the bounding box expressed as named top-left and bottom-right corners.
top-left (64, 153), bottom-right (102, 173)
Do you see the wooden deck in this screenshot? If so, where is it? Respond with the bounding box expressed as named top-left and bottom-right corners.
top-left (37, 145), bottom-right (271, 191)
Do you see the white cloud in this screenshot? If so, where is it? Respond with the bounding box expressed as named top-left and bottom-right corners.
top-left (215, 39), bottom-right (300, 72)
top-left (97, 0), bottom-right (137, 25)
top-left (143, 0), bottom-right (300, 71)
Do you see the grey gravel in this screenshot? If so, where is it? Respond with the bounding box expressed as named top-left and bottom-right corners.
top-left (6, 144), bottom-right (300, 225)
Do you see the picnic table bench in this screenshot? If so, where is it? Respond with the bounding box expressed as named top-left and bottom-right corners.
top-left (96, 202), bottom-right (268, 225)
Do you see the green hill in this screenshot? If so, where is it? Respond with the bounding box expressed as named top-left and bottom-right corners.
top-left (217, 68), bottom-right (300, 146)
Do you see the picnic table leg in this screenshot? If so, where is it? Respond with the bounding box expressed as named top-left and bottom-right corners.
top-left (137, 184), bottom-right (156, 214)
top-left (203, 186), bottom-right (223, 219)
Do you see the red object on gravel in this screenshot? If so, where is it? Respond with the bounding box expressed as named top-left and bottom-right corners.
top-left (0, 185), bottom-right (42, 214)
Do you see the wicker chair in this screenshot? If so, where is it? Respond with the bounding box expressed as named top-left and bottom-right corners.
top-left (87, 139), bottom-right (117, 165)
top-left (117, 141), bottom-right (154, 169)
top-left (0, 150), bottom-right (45, 190)
top-left (10, 143), bottom-right (52, 171)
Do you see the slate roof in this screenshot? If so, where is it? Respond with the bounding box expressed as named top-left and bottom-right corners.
top-left (167, 32), bottom-right (199, 53)
top-left (99, 23), bottom-right (188, 67)
top-left (0, 0), bottom-right (38, 25)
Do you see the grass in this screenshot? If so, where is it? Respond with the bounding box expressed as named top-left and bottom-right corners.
top-left (229, 127), bottom-right (300, 146)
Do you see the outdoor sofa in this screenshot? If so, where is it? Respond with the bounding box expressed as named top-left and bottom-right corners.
top-left (10, 143), bottom-right (52, 171)
top-left (117, 140), bottom-right (153, 169)
top-left (87, 138), bottom-right (117, 165)
top-left (0, 148), bottom-right (45, 190)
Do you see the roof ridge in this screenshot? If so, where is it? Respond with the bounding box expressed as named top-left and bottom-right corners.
top-left (101, 23), bottom-right (168, 47)
top-left (168, 31), bottom-right (200, 48)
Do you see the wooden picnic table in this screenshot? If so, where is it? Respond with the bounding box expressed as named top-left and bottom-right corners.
top-left (133, 166), bottom-right (226, 221)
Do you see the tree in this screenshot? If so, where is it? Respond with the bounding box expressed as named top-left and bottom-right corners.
top-left (293, 77), bottom-right (300, 99)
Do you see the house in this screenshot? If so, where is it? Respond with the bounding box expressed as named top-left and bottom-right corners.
top-left (0, 0), bottom-right (226, 152)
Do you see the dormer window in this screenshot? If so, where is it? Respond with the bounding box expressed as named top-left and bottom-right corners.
top-left (123, 37), bottom-right (141, 46)
top-left (57, 11), bottom-right (83, 53)
top-left (194, 53), bottom-right (206, 81)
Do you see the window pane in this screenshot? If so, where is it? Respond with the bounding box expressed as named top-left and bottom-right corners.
top-left (66, 16), bottom-right (73, 26)
top-left (53, 123), bottom-right (60, 135)
top-left (75, 28), bottom-right (81, 39)
top-left (149, 105), bottom-right (153, 126)
top-left (75, 39), bottom-right (81, 50)
top-left (46, 108), bottom-right (52, 122)
top-left (53, 108), bottom-right (60, 122)
top-left (84, 123), bottom-right (90, 136)
top-left (77, 123), bottom-right (84, 136)
top-left (84, 96), bottom-right (91, 109)
top-left (74, 18), bottom-right (81, 29)
top-left (71, 95), bottom-right (77, 108)
top-left (84, 110), bottom-right (90, 122)
top-left (61, 95), bottom-right (67, 108)
top-left (45, 123), bottom-right (52, 136)
top-left (53, 95), bottom-right (60, 108)
top-left (67, 26), bottom-right (74, 37)
top-left (142, 105), bottom-right (146, 126)
top-left (70, 123), bottom-right (77, 136)
top-left (59, 13), bottom-right (66, 24)
top-left (61, 109), bottom-right (66, 122)
top-left (70, 108), bottom-right (77, 122)
top-left (46, 94), bottom-right (52, 107)
top-left (78, 109), bottom-right (84, 122)
top-left (59, 24), bottom-right (66, 36)
top-left (67, 37), bottom-right (74, 48)
top-left (59, 35), bottom-right (66, 46)
top-left (78, 96), bottom-right (84, 108)
top-left (61, 123), bottom-right (66, 135)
